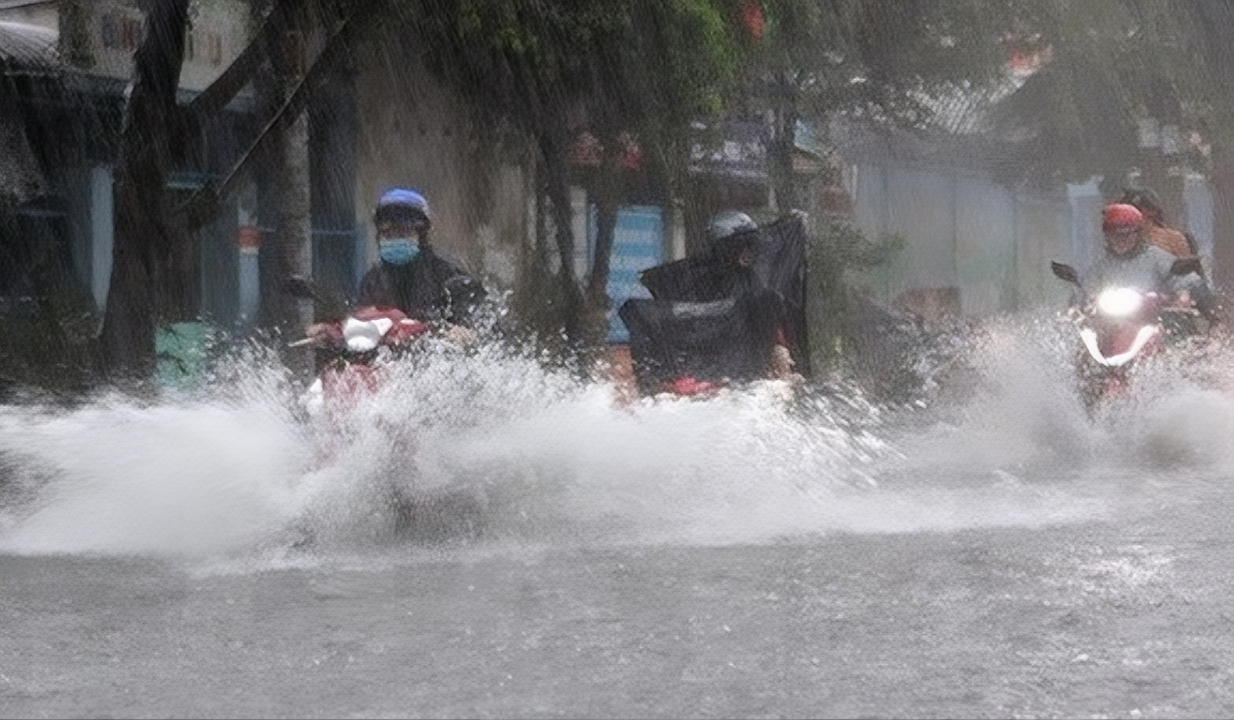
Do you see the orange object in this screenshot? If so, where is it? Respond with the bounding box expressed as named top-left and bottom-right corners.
top-left (666, 376), bottom-right (721, 397)
top-left (1144, 222), bottom-right (1191, 258)
top-left (741, 1), bottom-right (765, 41)
top-left (237, 225), bottom-right (261, 248)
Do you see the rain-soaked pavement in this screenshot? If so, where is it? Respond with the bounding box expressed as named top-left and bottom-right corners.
top-left (2, 316), bottom-right (1234, 718)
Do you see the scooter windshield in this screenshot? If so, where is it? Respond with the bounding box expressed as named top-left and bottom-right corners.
top-left (342, 317), bottom-right (395, 353)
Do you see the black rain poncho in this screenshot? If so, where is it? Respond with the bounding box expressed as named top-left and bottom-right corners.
top-left (618, 213), bottom-right (810, 392)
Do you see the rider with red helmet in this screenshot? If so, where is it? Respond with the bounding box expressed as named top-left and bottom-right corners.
top-left (1080, 203), bottom-right (1214, 320)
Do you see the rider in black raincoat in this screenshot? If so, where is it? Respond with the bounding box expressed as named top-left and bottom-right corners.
top-left (358, 188), bottom-right (486, 328)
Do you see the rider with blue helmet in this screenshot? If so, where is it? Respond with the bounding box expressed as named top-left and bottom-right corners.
top-left (358, 188), bottom-right (485, 327)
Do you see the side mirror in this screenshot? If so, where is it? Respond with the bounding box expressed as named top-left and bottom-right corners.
top-left (1050, 261), bottom-right (1080, 285)
top-left (284, 275), bottom-right (352, 321)
top-left (1170, 256), bottom-right (1203, 277)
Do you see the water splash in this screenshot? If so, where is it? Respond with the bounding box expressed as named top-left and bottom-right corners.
top-left (1, 314), bottom-right (1231, 559)
top-left (871, 312), bottom-right (1234, 525)
top-left (0, 391), bottom-right (306, 556)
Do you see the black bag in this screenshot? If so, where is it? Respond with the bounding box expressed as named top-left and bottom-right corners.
top-left (618, 292), bottom-right (784, 393)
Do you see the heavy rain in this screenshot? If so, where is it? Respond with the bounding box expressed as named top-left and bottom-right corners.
top-left (2, 1), bottom-right (1234, 717)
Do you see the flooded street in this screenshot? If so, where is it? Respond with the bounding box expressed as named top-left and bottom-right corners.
top-left (3, 517), bottom-right (1234, 719)
top-left (2, 323), bottom-right (1234, 718)
top-left (6, 1), bottom-right (1234, 717)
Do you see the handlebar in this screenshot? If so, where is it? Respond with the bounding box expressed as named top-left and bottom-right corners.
top-left (290, 309), bottom-right (431, 350)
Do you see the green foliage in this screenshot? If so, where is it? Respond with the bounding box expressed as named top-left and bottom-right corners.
top-left (403, 0), bottom-right (746, 348)
top-left (807, 217), bottom-right (904, 372)
top-left (734, 0), bottom-right (1010, 125)
top-left (976, 0), bottom-right (1234, 187)
top-left (1173, 2), bottom-right (1234, 150)
top-left (414, 0), bottom-right (739, 144)
top-left (980, 0), bottom-right (1152, 184)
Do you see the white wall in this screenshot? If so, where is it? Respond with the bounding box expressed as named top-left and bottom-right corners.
top-left (1066, 179), bottom-right (1103, 271)
top-left (884, 170), bottom-right (958, 295)
top-left (1014, 193), bottom-right (1072, 310)
top-left (80, 0), bottom-right (247, 92)
top-left (351, 30), bottom-right (528, 283)
top-left (1184, 173), bottom-right (1214, 261)
top-left (955, 178), bottom-right (1016, 314)
top-left (849, 162), bottom-right (1076, 316)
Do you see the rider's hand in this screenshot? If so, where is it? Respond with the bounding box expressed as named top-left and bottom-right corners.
top-left (769, 344), bottom-right (795, 379)
top-left (305, 322), bottom-right (337, 344)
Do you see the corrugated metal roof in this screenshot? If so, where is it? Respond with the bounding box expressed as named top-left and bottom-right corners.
top-left (916, 74), bottom-right (1028, 136)
top-left (0, 20), bottom-right (57, 68)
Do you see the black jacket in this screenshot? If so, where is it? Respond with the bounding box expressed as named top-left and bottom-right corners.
top-left (637, 213), bottom-right (810, 376)
top-left (358, 250), bottom-right (485, 326)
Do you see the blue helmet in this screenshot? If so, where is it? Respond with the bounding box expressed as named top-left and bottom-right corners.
top-left (375, 188), bottom-right (431, 227)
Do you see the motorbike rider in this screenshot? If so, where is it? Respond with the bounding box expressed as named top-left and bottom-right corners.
top-left (1117, 187), bottom-right (1198, 258)
top-left (358, 188), bottom-right (486, 331)
top-left (304, 188), bottom-right (485, 350)
top-left (1081, 202), bottom-right (1216, 323)
top-left (359, 188), bottom-right (485, 323)
top-left (695, 210), bottom-right (795, 379)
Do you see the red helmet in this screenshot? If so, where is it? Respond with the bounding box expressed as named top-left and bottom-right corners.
top-left (1102, 203), bottom-right (1143, 232)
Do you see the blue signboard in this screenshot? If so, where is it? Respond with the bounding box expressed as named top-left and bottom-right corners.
top-left (589, 205), bottom-right (664, 342)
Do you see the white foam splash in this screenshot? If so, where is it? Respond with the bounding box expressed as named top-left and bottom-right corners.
top-left (1, 315), bottom-right (1230, 560)
top-left (0, 395), bottom-right (306, 555)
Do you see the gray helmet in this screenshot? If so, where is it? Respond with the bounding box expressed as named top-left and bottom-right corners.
top-left (706, 211), bottom-right (758, 246)
top-left (707, 210), bottom-right (759, 264)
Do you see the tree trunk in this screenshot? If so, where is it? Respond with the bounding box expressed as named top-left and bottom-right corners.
top-left (99, 0), bottom-right (191, 382)
top-left (539, 130), bottom-right (584, 345)
top-left (258, 11), bottom-right (314, 380)
top-left (513, 149), bottom-right (563, 344)
top-left (769, 71), bottom-right (799, 213)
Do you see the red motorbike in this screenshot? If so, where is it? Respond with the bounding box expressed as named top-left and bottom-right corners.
top-left (1051, 258), bottom-right (1203, 407)
top-left (283, 281), bottom-right (488, 543)
top-left (291, 305), bottom-right (430, 421)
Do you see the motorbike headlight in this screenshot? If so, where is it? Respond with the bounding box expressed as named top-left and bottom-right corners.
top-left (1095, 287), bottom-right (1143, 317)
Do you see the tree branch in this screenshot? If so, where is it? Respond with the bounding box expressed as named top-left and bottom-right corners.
top-left (176, 2), bottom-right (371, 229)
top-left (181, 0), bottom-right (291, 125)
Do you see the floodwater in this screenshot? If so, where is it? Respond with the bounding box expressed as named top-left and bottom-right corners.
top-left (3, 318), bottom-right (1234, 719)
